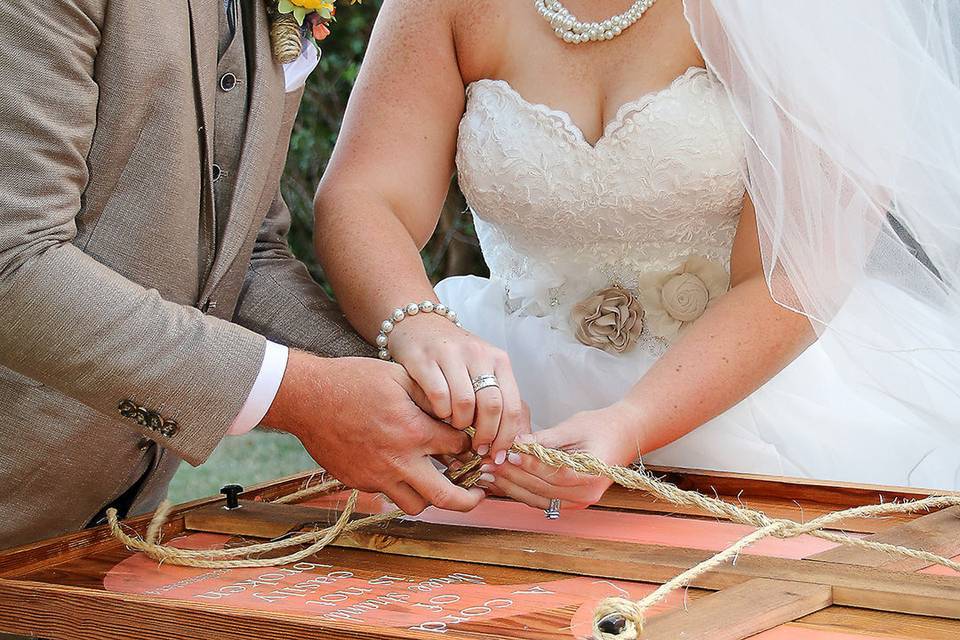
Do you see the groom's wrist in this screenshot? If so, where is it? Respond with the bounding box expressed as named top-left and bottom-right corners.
top-left (226, 340), bottom-right (289, 436)
top-left (261, 348), bottom-right (333, 439)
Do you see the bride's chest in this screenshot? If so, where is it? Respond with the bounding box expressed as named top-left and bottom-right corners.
top-left (455, 71), bottom-right (746, 244)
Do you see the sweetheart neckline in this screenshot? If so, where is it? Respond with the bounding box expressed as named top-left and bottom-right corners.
top-left (467, 66), bottom-right (708, 151)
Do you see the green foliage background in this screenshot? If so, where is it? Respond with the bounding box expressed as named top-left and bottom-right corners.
top-left (281, 0), bottom-right (485, 286)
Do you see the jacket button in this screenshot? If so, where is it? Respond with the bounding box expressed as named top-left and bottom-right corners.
top-left (219, 72), bottom-right (238, 92)
top-left (146, 412), bottom-right (164, 432)
top-left (160, 420), bottom-right (179, 438)
top-left (133, 407), bottom-right (150, 427)
top-left (212, 163), bottom-right (223, 183)
top-left (118, 400), bottom-right (137, 418)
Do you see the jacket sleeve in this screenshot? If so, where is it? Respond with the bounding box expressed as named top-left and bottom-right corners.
top-left (0, 0), bottom-right (265, 465)
top-left (234, 190), bottom-right (375, 358)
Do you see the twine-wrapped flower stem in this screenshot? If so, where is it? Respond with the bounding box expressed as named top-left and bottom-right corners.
top-left (269, 13), bottom-right (305, 64)
top-left (109, 431), bottom-right (960, 640)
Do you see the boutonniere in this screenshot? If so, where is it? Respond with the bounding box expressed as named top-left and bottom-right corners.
top-left (267, 0), bottom-right (362, 64)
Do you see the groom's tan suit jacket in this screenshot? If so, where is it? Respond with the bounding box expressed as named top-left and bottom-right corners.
top-left (0, 0), bottom-right (368, 550)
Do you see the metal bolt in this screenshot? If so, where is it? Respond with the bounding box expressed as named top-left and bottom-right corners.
top-left (221, 484), bottom-right (244, 510)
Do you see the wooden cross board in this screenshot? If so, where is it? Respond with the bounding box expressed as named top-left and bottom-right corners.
top-left (1, 467), bottom-right (958, 640)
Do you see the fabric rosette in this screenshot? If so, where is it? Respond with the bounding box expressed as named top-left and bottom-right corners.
top-left (571, 285), bottom-right (645, 354)
top-left (638, 255), bottom-right (729, 342)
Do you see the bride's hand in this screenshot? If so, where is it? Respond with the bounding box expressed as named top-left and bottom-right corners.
top-left (389, 312), bottom-right (529, 460)
top-left (484, 403), bottom-right (644, 509)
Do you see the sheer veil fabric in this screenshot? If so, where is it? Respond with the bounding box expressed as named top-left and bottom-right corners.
top-left (683, 1), bottom-right (960, 440)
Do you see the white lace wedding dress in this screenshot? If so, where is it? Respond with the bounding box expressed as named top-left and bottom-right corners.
top-left (436, 67), bottom-right (960, 490)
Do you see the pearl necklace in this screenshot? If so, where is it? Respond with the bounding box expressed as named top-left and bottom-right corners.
top-left (535, 0), bottom-right (657, 44)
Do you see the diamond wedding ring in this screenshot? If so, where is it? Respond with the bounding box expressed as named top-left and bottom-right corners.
top-left (471, 374), bottom-right (500, 394)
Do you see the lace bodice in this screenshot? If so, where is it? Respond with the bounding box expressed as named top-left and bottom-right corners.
top-left (456, 67), bottom-right (746, 323)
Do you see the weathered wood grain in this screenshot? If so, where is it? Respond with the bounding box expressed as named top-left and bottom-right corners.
top-left (3, 467), bottom-right (959, 640)
top-left (183, 500), bottom-right (342, 539)
top-left (809, 506), bottom-right (960, 571)
top-left (641, 579), bottom-right (833, 640)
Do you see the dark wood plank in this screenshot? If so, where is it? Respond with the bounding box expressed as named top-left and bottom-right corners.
top-left (646, 467), bottom-right (959, 505)
top-left (799, 605), bottom-right (960, 640)
top-left (641, 579), bottom-right (833, 640)
top-left (183, 501), bottom-right (339, 539)
top-left (596, 488), bottom-right (904, 534)
top-left (809, 506), bottom-right (960, 571)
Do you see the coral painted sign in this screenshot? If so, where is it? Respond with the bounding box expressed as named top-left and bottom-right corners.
top-left (104, 532), bottom-right (892, 639)
top-left (105, 533), bottom-right (665, 637)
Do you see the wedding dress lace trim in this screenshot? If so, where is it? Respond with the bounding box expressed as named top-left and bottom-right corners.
top-left (471, 66), bottom-right (710, 151)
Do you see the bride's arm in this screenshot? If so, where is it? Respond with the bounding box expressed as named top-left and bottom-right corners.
top-left (314, 0), bottom-right (527, 460)
top-left (622, 195), bottom-right (815, 449)
top-left (490, 195), bottom-right (816, 509)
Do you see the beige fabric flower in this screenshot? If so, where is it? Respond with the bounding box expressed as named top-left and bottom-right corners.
top-left (638, 256), bottom-right (729, 341)
top-left (571, 286), bottom-right (645, 354)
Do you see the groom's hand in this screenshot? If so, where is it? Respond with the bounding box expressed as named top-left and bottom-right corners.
top-left (262, 351), bottom-right (484, 515)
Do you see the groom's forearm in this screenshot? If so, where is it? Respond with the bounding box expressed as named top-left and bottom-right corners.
top-left (0, 243), bottom-right (267, 465)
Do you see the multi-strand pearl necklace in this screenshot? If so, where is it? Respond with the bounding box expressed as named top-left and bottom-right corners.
top-left (534, 0), bottom-right (657, 44)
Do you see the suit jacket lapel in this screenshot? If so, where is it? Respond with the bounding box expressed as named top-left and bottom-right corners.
top-left (187, 0), bottom-right (218, 151)
top-left (187, 0), bottom-right (219, 283)
top-left (201, 0), bottom-right (285, 298)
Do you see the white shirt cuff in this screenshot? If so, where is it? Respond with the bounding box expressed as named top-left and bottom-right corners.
top-left (227, 341), bottom-right (289, 436)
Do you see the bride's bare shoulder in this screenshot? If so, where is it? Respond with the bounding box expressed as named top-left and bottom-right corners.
top-left (451, 0), bottom-right (509, 82)
top-left (376, 0), bottom-right (496, 28)
top-left (372, 0), bottom-right (505, 82)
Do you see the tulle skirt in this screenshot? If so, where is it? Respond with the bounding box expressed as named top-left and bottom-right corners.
top-left (437, 275), bottom-right (960, 490)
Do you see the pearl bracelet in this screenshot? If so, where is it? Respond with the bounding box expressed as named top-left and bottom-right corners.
top-left (376, 301), bottom-right (462, 361)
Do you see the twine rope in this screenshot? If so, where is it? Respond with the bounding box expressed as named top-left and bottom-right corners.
top-left (108, 438), bottom-right (960, 639)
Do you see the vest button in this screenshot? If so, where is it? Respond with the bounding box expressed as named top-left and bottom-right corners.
top-left (212, 163), bottom-right (223, 183)
top-left (219, 72), bottom-right (238, 92)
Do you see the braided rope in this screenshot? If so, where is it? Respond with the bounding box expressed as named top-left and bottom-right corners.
top-left (108, 439), bottom-right (960, 639)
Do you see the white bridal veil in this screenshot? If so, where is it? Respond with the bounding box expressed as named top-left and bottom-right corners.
top-left (684, 1), bottom-right (960, 443)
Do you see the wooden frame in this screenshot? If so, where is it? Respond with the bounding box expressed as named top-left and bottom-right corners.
top-left (1, 467), bottom-right (958, 640)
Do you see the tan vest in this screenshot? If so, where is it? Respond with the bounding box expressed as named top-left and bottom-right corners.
top-left (214, 0), bottom-right (252, 246)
